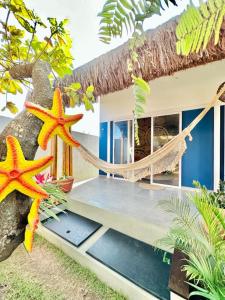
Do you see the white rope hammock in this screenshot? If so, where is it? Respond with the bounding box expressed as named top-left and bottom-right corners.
top-left (77, 88), bottom-right (225, 182)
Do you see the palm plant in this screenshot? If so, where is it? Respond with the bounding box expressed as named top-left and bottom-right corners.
top-left (209, 180), bottom-right (225, 209)
top-left (157, 185), bottom-right (225, 299)
top-left (39, 182), bottom-right (68, 221)
top-left (35, 173), bottom-right (68, 221)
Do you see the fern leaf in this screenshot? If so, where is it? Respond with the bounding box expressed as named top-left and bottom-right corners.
top-left (203, 13), bottom-right (216, 49)
top-left (196, 20), bottom-right (208, 52)
top-left (191, 25), bottom-right (202, 52)
top-left (176, 0), bottom-right (225, 55)
top-left (214, 5), bottom-right (225, 44)
top-left (99, 0), bottom-right (180, 43)
top-left (121, 0), bottom-right (133, 9)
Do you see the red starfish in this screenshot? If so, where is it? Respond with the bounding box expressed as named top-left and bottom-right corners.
top-left (0, 136), bottom-right (53, 202)
top-left (25, 88), bottom-right (83, 150)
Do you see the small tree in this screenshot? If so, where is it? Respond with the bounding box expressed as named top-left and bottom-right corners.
top-left (0, 0), bottom-right (96, 261)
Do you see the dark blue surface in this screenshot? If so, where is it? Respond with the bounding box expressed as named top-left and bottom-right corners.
top-left (42, 210), bottom-right (102, 247)
top-left (99, 122), bottom-right (108, 176)
top-left (87, 229), bottom-right (171, 300)
top-left (110, 121), bottom-right (113, 164)
top-left (220, 106), bottom-right (224, 181)
top-left (182, 108), bottom-right (214, 189)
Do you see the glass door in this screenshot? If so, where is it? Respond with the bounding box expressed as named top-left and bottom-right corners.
top-left (113, 121), bottom-right (133, 177)
top-left (153, 114), bottom-right (180, 186)
top-left (114, 121), bottom-right (128, 164)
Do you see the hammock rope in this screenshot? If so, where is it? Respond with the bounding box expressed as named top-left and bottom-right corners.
top-left (77, 88), bottom-right (225, 182)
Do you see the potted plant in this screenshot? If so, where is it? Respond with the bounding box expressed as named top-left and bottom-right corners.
top-left (157, 184), bottom-right (225, 299)
top-left (51, 175), bottom-right (74, 193)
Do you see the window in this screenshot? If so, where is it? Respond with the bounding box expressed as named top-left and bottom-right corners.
top-left (113, 121), bottom-right (132, 164)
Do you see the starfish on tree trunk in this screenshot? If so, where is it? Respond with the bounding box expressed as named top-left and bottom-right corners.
top-left (25, 88), bottom-right (83, 150)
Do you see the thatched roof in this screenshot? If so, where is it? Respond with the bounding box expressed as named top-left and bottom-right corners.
top-left (58, 16), bottom-right (225, 96)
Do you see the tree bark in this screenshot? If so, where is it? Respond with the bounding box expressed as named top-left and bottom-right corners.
top-left (0, 60), bottom-right (53, 261)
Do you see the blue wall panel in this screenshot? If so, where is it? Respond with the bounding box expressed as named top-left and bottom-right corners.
top-left (110, 121), bottom-right (113, 164)
top-left (221, 106), bottom-right (224, 181)
top-left (182, 108), bottom-right (214, 189)
top-left (99, 122), bottom-right (108, 176)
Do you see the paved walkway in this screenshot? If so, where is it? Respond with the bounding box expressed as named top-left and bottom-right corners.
top-left (70, 176), bottom-right (191, 230)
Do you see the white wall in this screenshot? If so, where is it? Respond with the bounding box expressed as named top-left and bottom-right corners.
top-left (72, 131), bottom-right (99, 181)
top-left (100, 59), bottom-right (225, 121)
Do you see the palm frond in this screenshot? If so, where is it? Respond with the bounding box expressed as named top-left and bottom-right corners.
top-left (98, 0), bottom-right (179, 43)
top-left (39, 182), bottom-right (69, 220)
top-left (188, 282), bottom-right (221, 300)
top-left (158, 197), bottom-right (199, 230)
top-left (157, 183), bottom-right (225, 299)
top-left (176, 0), bottom-right (225, 56)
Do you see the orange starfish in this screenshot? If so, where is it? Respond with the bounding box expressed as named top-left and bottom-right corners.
top-left (25, 88), bottom-right (83, 150)
top-left (24, 198), bottom-right (42, 253)
top-left (0, 136), bottom-right (53, 202)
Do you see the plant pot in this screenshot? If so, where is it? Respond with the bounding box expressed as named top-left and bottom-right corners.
top-left (51, 176), bottom-right (74, 193)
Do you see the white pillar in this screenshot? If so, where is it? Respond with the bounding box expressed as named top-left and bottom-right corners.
top-left (107, 121), bottom-right (111, 178)
top-left (214, 105), bottom-right (221, 190)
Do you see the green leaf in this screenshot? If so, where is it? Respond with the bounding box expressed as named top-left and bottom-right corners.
top-left (214, 5), bottom-right (225, 44)
top-left (86, 85), bottom-right (94, 93)
top-left (120, 0), bottom-right (133, 10)
top-left (48, 17), bottom-right (57, 27)
top-left (203, 13), bottom-right (215, 49)
top-left (69, 93), bottom-right (79, 108)
top-left (133, 76), bottom-right (150, 94)
top-left (176, 0), bottom-right (225, 55)
top-left (39, 204), bottom-right (60, 221)
top-left (6, 101), bottom-right (18, 114)
top-left (14, 15), bottom-right (34, 33)
top-left (98, 0), bottom-right (178, 43)
top-left (70, 82), bottom-right (81, 91)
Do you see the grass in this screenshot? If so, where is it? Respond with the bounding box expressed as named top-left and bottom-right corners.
top-left (0, 235), bottom-right (126, 300)
top-left (36, 235), bottom-right (126, 300)
top-left (0, 273), bottom-right (63, 300)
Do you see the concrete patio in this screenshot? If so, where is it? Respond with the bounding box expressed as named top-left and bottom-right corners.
top-left (68, 176), bottom-right (190, 250)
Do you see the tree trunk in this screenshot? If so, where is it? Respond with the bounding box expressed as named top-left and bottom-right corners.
top-left (0, 60), bottom-right (53, 261)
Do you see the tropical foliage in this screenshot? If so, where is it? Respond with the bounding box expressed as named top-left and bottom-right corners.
top-left (0, 0), bottom-right (94, 113)
top-left (39, 182), bottom-right (68, 221)
top-left (176, 0), bottom-right (225, 55)
top-left (132, 75), bottom-right (150, 144)
top-left (64, 83), bottom-right (95, 112)
top-left (199, 180), bottom-right (225, 209)
top-left (98, 0), bottom-right (179, 44)
top-left (35, 173), bottom-right (68, 221)
top-left (99, 0), bottom-right (225, 56)
top-left (157, 183), bottom-right (225, 299)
